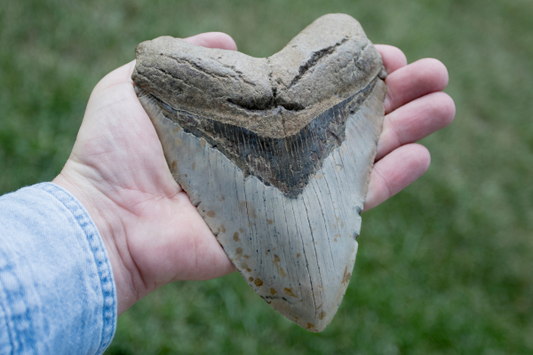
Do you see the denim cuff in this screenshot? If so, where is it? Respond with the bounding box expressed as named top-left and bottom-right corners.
top-left (0, 183), bottom-right (117, 354)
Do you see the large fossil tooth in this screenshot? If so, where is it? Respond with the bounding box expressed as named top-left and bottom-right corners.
top-left (132, 13), bottom-right (387, 332)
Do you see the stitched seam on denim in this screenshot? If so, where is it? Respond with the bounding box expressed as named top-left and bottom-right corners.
top-left (0, 253), bottom-right (16, 355)
top-left (38, 183), bottom-right (117, 354)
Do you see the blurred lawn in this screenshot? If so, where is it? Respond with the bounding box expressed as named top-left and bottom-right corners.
top-left (1, 0), bottom-right (533, 354)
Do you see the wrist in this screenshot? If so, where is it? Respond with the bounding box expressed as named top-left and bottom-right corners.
top-left (53, 160), bottom-right (148, 314)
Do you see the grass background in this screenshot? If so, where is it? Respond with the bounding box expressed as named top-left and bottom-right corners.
top-left (1, 0), bottom-right (532, 353)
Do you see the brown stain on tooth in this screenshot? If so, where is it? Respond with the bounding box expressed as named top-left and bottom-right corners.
top-left (284, 287), bottom-right (297, 297)
top-left (270, 288), bottom-right (277, 295)
top-left (233, 232), bottom-right (240, 242)
top-left (254, 278), bottom-right (263, 287)
top-left (267, 219), bottom-right (273, 225)
top-left (341, 266), bottom-right (352, 285)
top-left (206, 211), bottom-right (216, 218)
top-left (319, 311), bottom-right (326, 320)
top-left (171, 160), bottom-right (177, 170)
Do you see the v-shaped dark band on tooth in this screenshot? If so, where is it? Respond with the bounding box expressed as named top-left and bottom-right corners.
top-left (135, 77), bottom-right (380, 197)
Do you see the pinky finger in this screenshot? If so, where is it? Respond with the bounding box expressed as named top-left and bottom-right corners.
top-left (363, 144), bottom-right (431, 212)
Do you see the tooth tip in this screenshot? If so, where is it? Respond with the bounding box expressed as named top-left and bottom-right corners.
top-left (264, 282), bottom-right (349, 332)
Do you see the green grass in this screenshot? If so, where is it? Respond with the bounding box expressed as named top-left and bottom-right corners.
top-left (1, 0), bottom-right (533, 353)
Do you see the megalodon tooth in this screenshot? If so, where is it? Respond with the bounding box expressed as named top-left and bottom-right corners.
top-left (132, 13), bottom-right (387, 332)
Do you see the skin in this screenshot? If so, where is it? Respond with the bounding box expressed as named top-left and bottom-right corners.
top-left (52, 32), bottom-right (455, 315)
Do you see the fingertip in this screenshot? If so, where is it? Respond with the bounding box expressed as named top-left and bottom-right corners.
top-left (439, 92), bottom-right (456, 127)
top-left (413, 143), bottom-right (431, 173)
top-left (93, 60), bottom-right (138, 95)
top-left (184, 32), bottom-right (238, 51)
top-left (415, 58), bottom-right (449, 90)
top-left (375, 44), bottom-right (408, 74)
top-left (429, 92), bottom-right (456, 130)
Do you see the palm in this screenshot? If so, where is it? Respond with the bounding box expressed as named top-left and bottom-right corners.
top-left (54, 33), bottom-right (454, 314)
top-left (74, 60), bottom-right (234, 277)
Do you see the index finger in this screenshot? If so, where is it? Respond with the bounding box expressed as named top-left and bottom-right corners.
top-left (375, 44), bottom-right (408, 74)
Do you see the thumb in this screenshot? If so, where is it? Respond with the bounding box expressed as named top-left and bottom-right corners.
top-left (183, 32), bottom-right (238, 51)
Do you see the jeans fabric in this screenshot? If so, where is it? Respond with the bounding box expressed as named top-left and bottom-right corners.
top-left (0, 183), bottom-right (116, 354)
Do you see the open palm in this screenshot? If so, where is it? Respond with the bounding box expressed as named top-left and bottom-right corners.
top-left (53, 32), bottom-right (455, 314)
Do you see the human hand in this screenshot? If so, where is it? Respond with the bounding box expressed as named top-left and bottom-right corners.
top-left (53, 33), bottom-right (239, 314)
top-left (53, 34), bottom-right (454, 315)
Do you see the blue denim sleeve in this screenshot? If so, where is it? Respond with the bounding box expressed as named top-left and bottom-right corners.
top-left (0, 183), bottom-right (117, 355)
